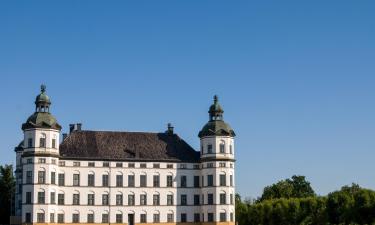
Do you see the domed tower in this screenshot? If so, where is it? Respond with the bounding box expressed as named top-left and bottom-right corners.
top-left (199, 95), bottom-right (236, 224)
top-left (22, 84), bottom-right (61, 155)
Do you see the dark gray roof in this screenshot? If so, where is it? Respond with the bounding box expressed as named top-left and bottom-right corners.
top-left (59, 130), bottom-right (200, 162)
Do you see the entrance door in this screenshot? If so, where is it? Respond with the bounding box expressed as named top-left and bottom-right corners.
top-left (128, 214), bottom-right (134, 225)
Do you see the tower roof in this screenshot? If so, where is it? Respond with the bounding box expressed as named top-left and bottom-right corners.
top-left (22, 85), bottom-right (61, 130)
top-left (198, 95), bottom-right (235, 138)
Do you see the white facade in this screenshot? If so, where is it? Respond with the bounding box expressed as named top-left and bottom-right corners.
top-left (14, 88), bottom-right (236, 225)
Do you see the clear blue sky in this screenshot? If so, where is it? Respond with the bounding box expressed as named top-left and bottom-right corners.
top-left (1, 1), bottom-right (374, 198)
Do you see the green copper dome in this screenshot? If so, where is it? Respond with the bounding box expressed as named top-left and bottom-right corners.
top-left (198, 95), bottom-right (235, 138)
top-left (22, 85), bottom-right (61, 130)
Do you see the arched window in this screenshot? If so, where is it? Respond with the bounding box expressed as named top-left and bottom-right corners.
top-left (220, 140), bottom-right (225, 153)
top-left (115, 211), bottom-right (123, 223)
top-left (72, 210), bottom-right (80, 223)
top-left (153, 210), bottom-right (160, 223)
top-left (219, 209), bottom-right (227, 222)
top-left (36, 209), bottom-right (45, 223)
top-left (167, 210), bottom-right (174, 223)
top-left (140, 211), bottom-right (147, 223)
top-left (39, 133), bottom-right (46, 148)
top-left (87, 210), bottom-right (95, 223)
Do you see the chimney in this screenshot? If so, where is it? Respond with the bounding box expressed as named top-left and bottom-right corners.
top-left (167, 123), bottom-right (174, 135)
top-left (69, 124), bottom-right (75, 133)
top-left (62, 133), bottom-right (67, 140)
top-left (76, 123), bottom-right (82, 131)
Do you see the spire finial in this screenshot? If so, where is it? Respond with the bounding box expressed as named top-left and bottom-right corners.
top-left (41, 84), bottom-right (46, 93)
top-left (214, 95), bottom-right (218, 103)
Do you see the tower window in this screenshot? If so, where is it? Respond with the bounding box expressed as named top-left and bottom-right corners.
top-left (220, 143), bottom-right (225, 153)
top-left (220, 213), bottom-right (226, 222)
top-left (52, 139), bottom-right (56, 148)
top-left (39, 136), bottom-right (46, 148)
top-left (207, 144), bottom-right (213, 154)
top-left (230, 144), bottom-right (233, 154)
top-left (28, 138), bottom-right (33, 148)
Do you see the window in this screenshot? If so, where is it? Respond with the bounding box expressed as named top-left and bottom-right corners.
top-left (181, 176), bottom-right (187, 187)
top-left (38, 191), bottom-right (45, 204)
top-left (52, 139), bottom-right (56, 148)
top-left (116, 214), bottom-right (123, 223)
top-left (38, 158), bottom-right (46, 163)
top-left (140, 163), bottom-right (146, 168)
top-left (116, 194), bottom-right (123, 205)
top-left (207, 144), bottom-right (213, 154)
top-left (73, 174), bottom-right (80, 186)
top-left (140, 175), bottom-right (147, 187)
top-left (51, 159), bottom-right (56, 164)
top-left (230, 175), bottom-right (233, 186)
top-left (88, 162), bottom-right (95, 167)
top-left (230, 144), bottom-right (233, 154)
top-left (88, 174), bottom-right (95, 186)
top-left (128, 194), bottom-right (135, 206)
top-left (194, 164), bottom-right (200, 169)
top-left (220, 193), bottom-right (226, 204)
top-left (128, 163), bottom-right (135, 168)
top-left (164, 193), bottom-right (173, 205)
top-left (26, 171), bottom-right (32, 184)
top-left (230, 212), bottom-right (234, 221)
top-left (51, 172), bottom-right (56, 184)
top-left (38, 171), bottom-right (45, 184)
top-left (201, 145), bottom-right (203, 154)
top-left (87, 213), bottom-right (94, 223)
top-left (116, 174), bottom-right (123, 187)
top-left (57, 214), bottom-right (64, 223)
top-left (153, 163), bottom-right (160, 168)
top-left (153, 175), bottom-right (160, 187)
top-left (28, 138), bottom-right (33, 148)
top-left (73, 161), bottom-right (80, 167)
top-left (102, 174), bottom-right (109, 187)
top-left (116, 162), bottom-right (123, 167)
top-left (102, 214), bottom-right (109, 223)
top-left (88, 194), bottom-right (95, 205)
top-left (50, 213), bottom-right (55, 223)
top-left (194, 194), bottom-right (200, 205)
top-left (73, 193), bottom-right (80, 205)
top-left (194, 176), bottom-right (200, 187)
top-left (153, 214), bottom-right (160, 223)
top-left (220, 174), bottom-right (226, 186)
top-left (58, 173), bottom-right (65, 186)
top-left (37, 213), bottom-right (45, 223)
top-left (181, 194), bottom-right (187, 205)
top-left (167, 164), bottom-right (173, 168)
top-left (219, 162), bottom-right (226, 167)
top-left (220, 143), bottom-right (225, 153)
top-left (181, 213), bottom-right (187, 222)
top-left (140, 214), bottom-right (147, 223)
top-left (102, 194), bottom-right (109, 205)
top-left (58, 193), bottom-right (64, 205)
top-left (39, 136), bottom-right (46, 148)
top-left (230, 194), bottom-right (234, 205)
top-left (128, 175), bottom-right (135, 187)
top-left (167, 213), bottom-right (174, 222)
top-left (180, 164), bottom-right (187, 169)
top-left (26, 213), bottom-right (31, 223)
top-left (220, 212), bottom-right (226, 222)
top-left (194, 213), bottom-right (200, 222)
top-left (153, 194), bottom-right (160, 206)
top-left (207, 175), bottom-right (213, 186)
top-left (50, 192), bottom-right (55, 204)
top-left (72, 213), bottom-right (79, 223)
top-left (26, 192), bottom-right (32, 204)
top-left (26, 158), bottom-right (32, 164)
top-left (59, 161), bottom-right (65, 166)
top-left (208, 213), bottom-right (214, 222)
top-left (207, 163), bottom-right (214, 168)
top-left (208, 194), bottom-right (214, 205)
top-left (103, 162), bottom-right (109, 167)
top-left (140, 194), bottom-right (147, 205)
top-left (167, 175), bottom-right (173, 187)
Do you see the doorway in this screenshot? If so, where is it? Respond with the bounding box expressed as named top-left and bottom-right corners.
top-left (128, 214), bottom-right (134, 225)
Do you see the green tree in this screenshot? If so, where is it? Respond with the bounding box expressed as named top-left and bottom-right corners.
top-left (0, 164), bottom-right (15, 224)
top-left (260, 175), bottom-right (315, 201)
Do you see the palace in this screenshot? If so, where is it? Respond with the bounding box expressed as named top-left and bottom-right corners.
top-left (14, 85), bottom-right (236, 225)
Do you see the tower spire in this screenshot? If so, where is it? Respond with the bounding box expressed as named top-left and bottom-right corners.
top-left (35, 84), bottom-right (51, 112)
